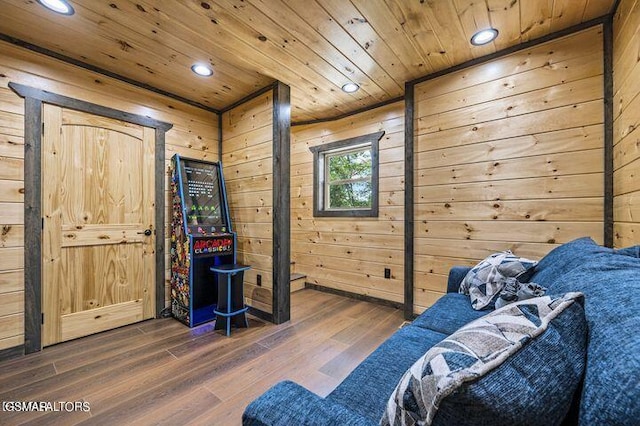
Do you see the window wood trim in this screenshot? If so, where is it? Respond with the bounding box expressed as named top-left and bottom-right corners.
top-left (310, 131), bottom-right (384, 218)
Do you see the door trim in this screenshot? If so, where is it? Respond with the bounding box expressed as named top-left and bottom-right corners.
top-left (9, 82), bottom-right (173, 354)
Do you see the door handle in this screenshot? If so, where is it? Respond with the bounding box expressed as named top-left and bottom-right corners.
top-left (137, 229), bottom-right (152, 236)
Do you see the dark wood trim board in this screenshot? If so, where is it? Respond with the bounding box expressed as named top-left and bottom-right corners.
top-left (0, 345), bottom-right (24, 362)
top-left (9, 83), bottom-right (173, 353)
top-left (22, 96), bottom-right (43, 354)
top-left (603, 15), bottom-right (614, 248)
top-left (304, 283), bottom-right (403, 310)
top-left (218, 113), bottom-right (223, 163)
top-left (247, 306), bottom-right (274, 323)
top-left (272, 81), bottom-right (291, 325)
top-left (403, 81), bottom-right (415, 321)
top-left (154, 131), bottom-right (167, 314)
top-left (610, 0), bottom-right (622, 15)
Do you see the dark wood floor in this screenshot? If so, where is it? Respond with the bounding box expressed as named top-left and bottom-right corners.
top-left (0, 289), bottom-right (404, 425)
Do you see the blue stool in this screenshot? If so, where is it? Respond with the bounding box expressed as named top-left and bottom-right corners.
top-left (210, 264), bottom-right (250, 336)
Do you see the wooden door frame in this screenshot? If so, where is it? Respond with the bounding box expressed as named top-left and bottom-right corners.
top-left (9, 83), bottom-right (173, 354)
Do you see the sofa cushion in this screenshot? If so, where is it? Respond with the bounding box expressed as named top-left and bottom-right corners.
top-left (446, 266), bottom-right (472, 293)
top-left (459, 250), bottom-right (538, 310)
top-left (242, 381), bottom-right (376, 426)
top-left (528, 237), bottom-right (597, 287)
top-left (616, 245), bottom-right (640, 258)
top-left (326, 325), bottom-right (447, 423)
top-left (529, 238), bottom-right (640, 425)
top-left (411, 293), bottom-right (486, 335)
top-left (381, 292), bottom-right (587, 426)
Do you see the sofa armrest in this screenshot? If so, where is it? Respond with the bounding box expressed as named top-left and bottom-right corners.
top-left (447, 266), bottom-right (472, 293)
top-left (242, 381), bottom-right (377, 426)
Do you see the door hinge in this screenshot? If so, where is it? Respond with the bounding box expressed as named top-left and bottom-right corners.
top-left (42, 218), bottom-right (44, 229)
top-left (42, 122), bottom-right (45, 134)
top-left (41, 313), bottom-right (44, 324)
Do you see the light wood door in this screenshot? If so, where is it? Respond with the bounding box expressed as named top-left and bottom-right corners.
top-left (41, 104), bottom-right (155, 347)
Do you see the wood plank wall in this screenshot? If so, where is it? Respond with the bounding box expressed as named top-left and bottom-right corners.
top-left (413, 27), bottom-right (605, 314)
top-left (221, 92), bottom-right (274, 314)
top-left (291, 102), bottom-right (405, 304)
top-left (0, 41), bottom-right (219, 352)
top-left (612, 0), bottom-right (640, 248)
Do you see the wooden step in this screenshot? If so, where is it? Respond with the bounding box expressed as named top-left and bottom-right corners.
top-left (290, 273), bottom-right (307, 293)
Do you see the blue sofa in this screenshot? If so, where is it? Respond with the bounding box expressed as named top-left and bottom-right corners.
top-left (243, 238), bottom-right (640, 425)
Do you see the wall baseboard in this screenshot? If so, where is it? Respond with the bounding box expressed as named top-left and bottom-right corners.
top-left (0, 345), bottom-right (25, 362)
top-left (304, 283), bottom-right (403, 310)
top-left (247, 306), bottom-right (274, 323)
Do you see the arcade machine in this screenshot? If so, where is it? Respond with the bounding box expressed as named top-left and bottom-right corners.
top-left (170, 154), bottom-right (236, 327)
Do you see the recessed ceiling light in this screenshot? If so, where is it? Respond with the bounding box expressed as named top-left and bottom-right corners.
top-left (191, 64), bottom-right (214, 77)
top-left (341, 82), bottom-right (360, 93)
top-left (471, 28), bottom-right (499, 46)
top-left (36, 0), bottom-right (75, 15)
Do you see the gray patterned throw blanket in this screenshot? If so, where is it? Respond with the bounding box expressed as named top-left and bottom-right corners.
top-left (494, 277), bottom-right (547, 309)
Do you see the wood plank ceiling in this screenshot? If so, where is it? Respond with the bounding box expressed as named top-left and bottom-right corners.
top-left (0, 0), bottom-right (615, 122)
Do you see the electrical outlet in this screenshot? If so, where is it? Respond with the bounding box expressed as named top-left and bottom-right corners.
top-left (257, 274), bottom-right (262, 286)
top-left (384, 268), bottom-right (391, 279)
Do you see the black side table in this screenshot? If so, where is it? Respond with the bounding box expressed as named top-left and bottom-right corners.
top-left (210, 264), bottom-right (250, 336)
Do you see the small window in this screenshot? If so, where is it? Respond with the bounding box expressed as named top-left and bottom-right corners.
top-left (310, 131), bottom-right (384, 217)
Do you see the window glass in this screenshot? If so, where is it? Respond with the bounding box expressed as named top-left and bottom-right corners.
top-left (326, 148), bottom-right (372, 209)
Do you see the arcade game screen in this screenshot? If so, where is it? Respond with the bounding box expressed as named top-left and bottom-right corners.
top-left (179, 159), bottom-right (225, 226)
